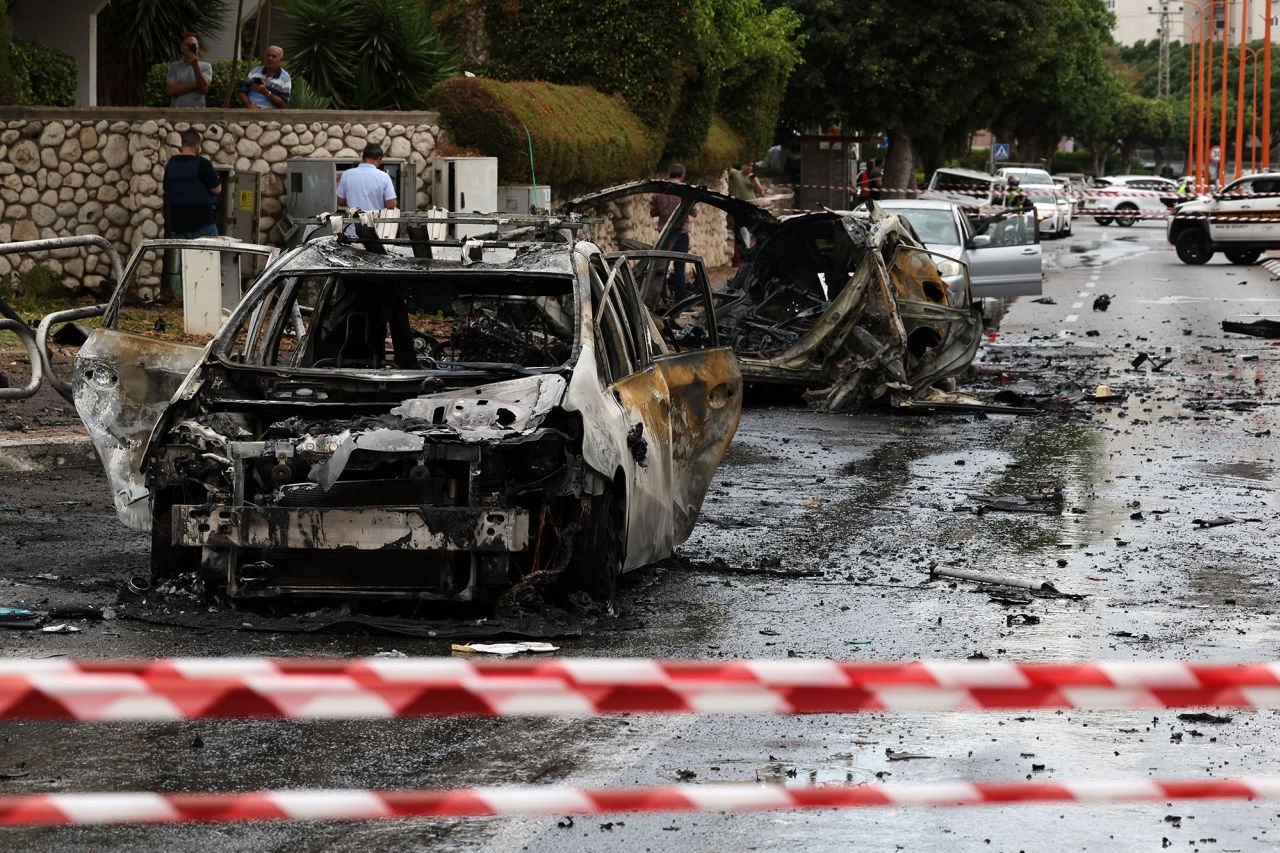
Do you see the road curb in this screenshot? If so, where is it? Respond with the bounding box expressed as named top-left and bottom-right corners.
top-left (0, 434), bottom-right (97, 472)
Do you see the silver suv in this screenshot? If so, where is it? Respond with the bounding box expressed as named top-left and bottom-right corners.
top-left (1168, 172), bottom-right (1280, 264)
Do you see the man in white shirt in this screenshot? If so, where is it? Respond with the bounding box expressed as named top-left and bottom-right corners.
top-left (336, 144), bottom-right (398, 235)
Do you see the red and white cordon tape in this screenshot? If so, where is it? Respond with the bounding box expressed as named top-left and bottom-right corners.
top-left (5, 658), bottom-right (1280, 720)
top-left (3, 778), bottom-right (1280, 825)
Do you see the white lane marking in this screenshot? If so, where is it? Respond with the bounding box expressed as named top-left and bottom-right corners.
top-left (1086, 281), bottom-right (1096, 288)
top-left (1071, 301), bottom-right (1083, 308)
top-left (1064, 314), bottom-right (1079, 323)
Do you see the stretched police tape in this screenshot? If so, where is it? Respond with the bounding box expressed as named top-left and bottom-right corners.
top-left (2, 778), bottom-right (1280, 825)
top-left (5, 658), bottom-right (1280, 719)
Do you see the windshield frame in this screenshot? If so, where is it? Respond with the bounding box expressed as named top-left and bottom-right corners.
top-left (882, 206), bottom-right (962, 246)
top-left (210, 265), bottom-right (584, 379)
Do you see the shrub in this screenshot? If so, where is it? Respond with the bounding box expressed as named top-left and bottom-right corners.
top-left (1049, 149), bottom-right (1096, 175)
top-left (684, 115), bottom-right (744, 179)
top-left (428, 77), bottom-right (659, 193)
top-left (281, 0), bottom-right (457, 110)
top-left (12, 39), bottom-right (76, 106)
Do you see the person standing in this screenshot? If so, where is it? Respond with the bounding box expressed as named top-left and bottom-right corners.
top-left (726, 161), bottom-right (763, 266)
top-left (868, 157), bottom-right (885, 200)
top-left (238, 45), bottom-right (291, 109)
top-left (163, 129), bottom-right (221, 239)
top-left (649, 162), bottom-right (696, 302)
top-left (726, 161), bottom-right (764, 201)
top-left (166, 33), bottom-right (212, 108)
top-left (336, 144), bottom-right (398, 234)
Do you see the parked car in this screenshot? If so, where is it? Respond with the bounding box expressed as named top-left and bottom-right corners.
top-left (877, 199), bottom-right (1043, 311)
top-left (994, 167), bottom-right (1054, 186)
top-left (1053, 174), bottom-right (1088, 215)
top-left (35, 221), bottom-right (743, 607)
top-left (922, 167), bottom-right (1000, 217)
top-left (565, 181), bottom-right (984, 412)
top-left (1084, 175), bottom-right (1180, 226)
top-left (1167, 172), bottom-right (1280, 265)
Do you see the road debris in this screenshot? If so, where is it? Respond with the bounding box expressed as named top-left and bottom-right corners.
top-left (450, 642), bottom-right (559, 655)
top-left (1092, 294), bottom-right (1111, 311)
top-left (885, 749), bottom-right (933, 761)
top-left (1222, 318), bottom-right (1280, 338)
top-left (1177, 713), bottom-right (1233, 724)
top-left (1192, 516), bottom-right (1260, 529)
top-left (931, 567), bottom-right (1082, 598)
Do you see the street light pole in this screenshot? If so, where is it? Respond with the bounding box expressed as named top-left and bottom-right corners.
top-left (1266, 0), bottom-right (1274, 168)
top-left (1250, 46), bottom-right (1262, 171)
top-left (1236, 0), bottom-right (1249, 180)
top-left (1220, 0), bottom-right (1230, 187)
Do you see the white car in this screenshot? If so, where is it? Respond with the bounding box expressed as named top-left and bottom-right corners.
top-left (1084, 175), bottom-right (1180, 226)
top-left (1020, 185), bottom-right (1073, 238)
top-left (878, 199), bottom-right (1043, 310)
top-left (1168, 171), bottom-right (1280, 265)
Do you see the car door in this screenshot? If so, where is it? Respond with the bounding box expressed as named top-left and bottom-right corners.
top-left (1246, 177), bottom-right (1280, 243)
top-left (1209, 178), bottom-right (1257, 242)
top-left (963, 211), bottom-right (1042, 298)
top-left (72, 240), bottom-right (277, 530)
top-left (608, 250), bottom-right (743, 543)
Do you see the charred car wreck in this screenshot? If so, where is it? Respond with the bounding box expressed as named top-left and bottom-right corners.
top-left (566, 181), bottom-right (985, 410)
top-left (50, 219), bottom-right (741, 605)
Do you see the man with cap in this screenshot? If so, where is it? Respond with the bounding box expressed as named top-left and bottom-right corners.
top-left (336, 144), bottom-right (398, 234)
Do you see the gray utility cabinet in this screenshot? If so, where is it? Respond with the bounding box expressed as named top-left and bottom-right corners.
top-left (797, 136), bottom-right (862, 211)
top-left (211, 167), bottom-right (260, 243)
top-left (284, 157), bottom-right (418, 218)
top-left (498, 184), bottom-right (552, 214)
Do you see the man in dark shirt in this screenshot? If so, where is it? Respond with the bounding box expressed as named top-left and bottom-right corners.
top-left (649, 162), bottom-right (696, 302)
top-left (163, 129), bottom-right (221, 239)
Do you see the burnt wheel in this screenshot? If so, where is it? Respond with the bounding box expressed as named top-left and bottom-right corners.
top-left (562, 487), bottom-right (625, 611)
top-left (1225, 248), bottom-right (1262, 265)
top-left (1175, 229), bottom-right (1214, 265)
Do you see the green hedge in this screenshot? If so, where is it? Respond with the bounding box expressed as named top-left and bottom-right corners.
top-left (428, 77), bottom-right (659, 192)
top-left (1048, 149), bottom-right (1095, 175)
top-left (684, 115), bottom-right (744, 178)
top-left (12, 39), bottom-right (76, 106)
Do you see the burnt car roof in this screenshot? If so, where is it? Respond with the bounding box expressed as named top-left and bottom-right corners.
top-left (563, 179), bottom-right (778, 229)
top-left (278, 236), bottom-right (578, 276)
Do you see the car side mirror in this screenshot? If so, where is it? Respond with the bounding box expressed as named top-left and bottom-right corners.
top-left (970, 234), bottom-right (992, 249)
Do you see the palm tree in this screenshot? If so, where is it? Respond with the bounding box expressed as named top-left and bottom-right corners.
top-left (97, 0), bottom-right (229, 105)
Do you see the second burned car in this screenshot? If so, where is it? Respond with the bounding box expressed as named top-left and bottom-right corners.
top-left (565, 181), bottom-right (986, 410)
top-left (40, 217), bottom-right (741, 607)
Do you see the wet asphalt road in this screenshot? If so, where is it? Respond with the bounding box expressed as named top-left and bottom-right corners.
top-left (3, 220), bottom-right (1280, 851)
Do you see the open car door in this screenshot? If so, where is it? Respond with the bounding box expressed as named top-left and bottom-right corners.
top-left (604, 250), bottom-right (742, 541)
top-left (63, 239), bottom-right (277, 530)
top-left (965, 211), bottom-right (1042, 298)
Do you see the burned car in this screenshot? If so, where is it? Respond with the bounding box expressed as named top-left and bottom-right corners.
top-left (565, 181), bottom-right (985, 410)
top-left (39, 220), bottom-right (741, 605)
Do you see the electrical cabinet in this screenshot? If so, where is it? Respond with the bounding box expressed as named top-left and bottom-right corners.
top-left (212, 167), bottom-right (260, 243)
top-left (431, 156), bottom-right (498, 238)
top-left (284, 157), bottom-right (418, 219)
top-left (498, 184), bottom-right (552, 214)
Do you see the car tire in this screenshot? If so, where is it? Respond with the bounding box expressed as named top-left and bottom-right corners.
top-left (1094, 215), bottom-right (1113, 226)
top-left (1115, 204), bottom-right (1138, 227)
top-left (1175, 228), bottom-right (1215, 265)
top-left (1225, 248), bottom-right (1262, 265)
top-left (563, 486), bottom-right (625, 611)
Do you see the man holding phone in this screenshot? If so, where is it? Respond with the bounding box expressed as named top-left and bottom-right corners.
top-left (165, 33), bottom-right (212, 108)
top-left (238, 45), bottom-right (291, 110)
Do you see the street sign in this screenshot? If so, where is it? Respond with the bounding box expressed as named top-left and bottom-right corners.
top-left (1210, 145), bottom-right (1222, 162)
top-left (993, 143), bottom-right (1010, 161)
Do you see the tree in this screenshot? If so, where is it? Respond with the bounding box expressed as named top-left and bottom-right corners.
top-left (281, 0), bottom-right (457, 110)
top-left (0, 0), bottom-right (17, 105)
top-left (96, 0), bottom-right (228, 105)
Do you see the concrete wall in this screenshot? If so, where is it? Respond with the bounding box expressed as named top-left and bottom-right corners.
top-left (0, 107), bottom-right (441, 289)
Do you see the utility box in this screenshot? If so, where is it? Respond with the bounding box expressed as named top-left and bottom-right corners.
top-left (797, 136), bottom-right (860, 211)
top-left (212, 167), bottom-right (261, 243)
top-left (181, 247), bottom-right (248, 335)
top-left (498, 184), bottom-right (551, 214)
top-left (431, 156), bottom-right (498, 238)
top-left (284, 157), bottom-right (418, 219)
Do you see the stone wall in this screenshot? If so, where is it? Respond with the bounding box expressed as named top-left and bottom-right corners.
top-left (0, 107), bottom-right (441, 290)
top-left (586, 176), bottom-right (733, 269)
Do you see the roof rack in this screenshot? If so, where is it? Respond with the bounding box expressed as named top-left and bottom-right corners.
top-left (296, 210), bottom-right (603, 257)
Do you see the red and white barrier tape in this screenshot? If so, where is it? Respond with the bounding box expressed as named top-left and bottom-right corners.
top-left (2, 778), bottom-right (1279, 825)
top-left (6, 659), bottom-right (1280, 720)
